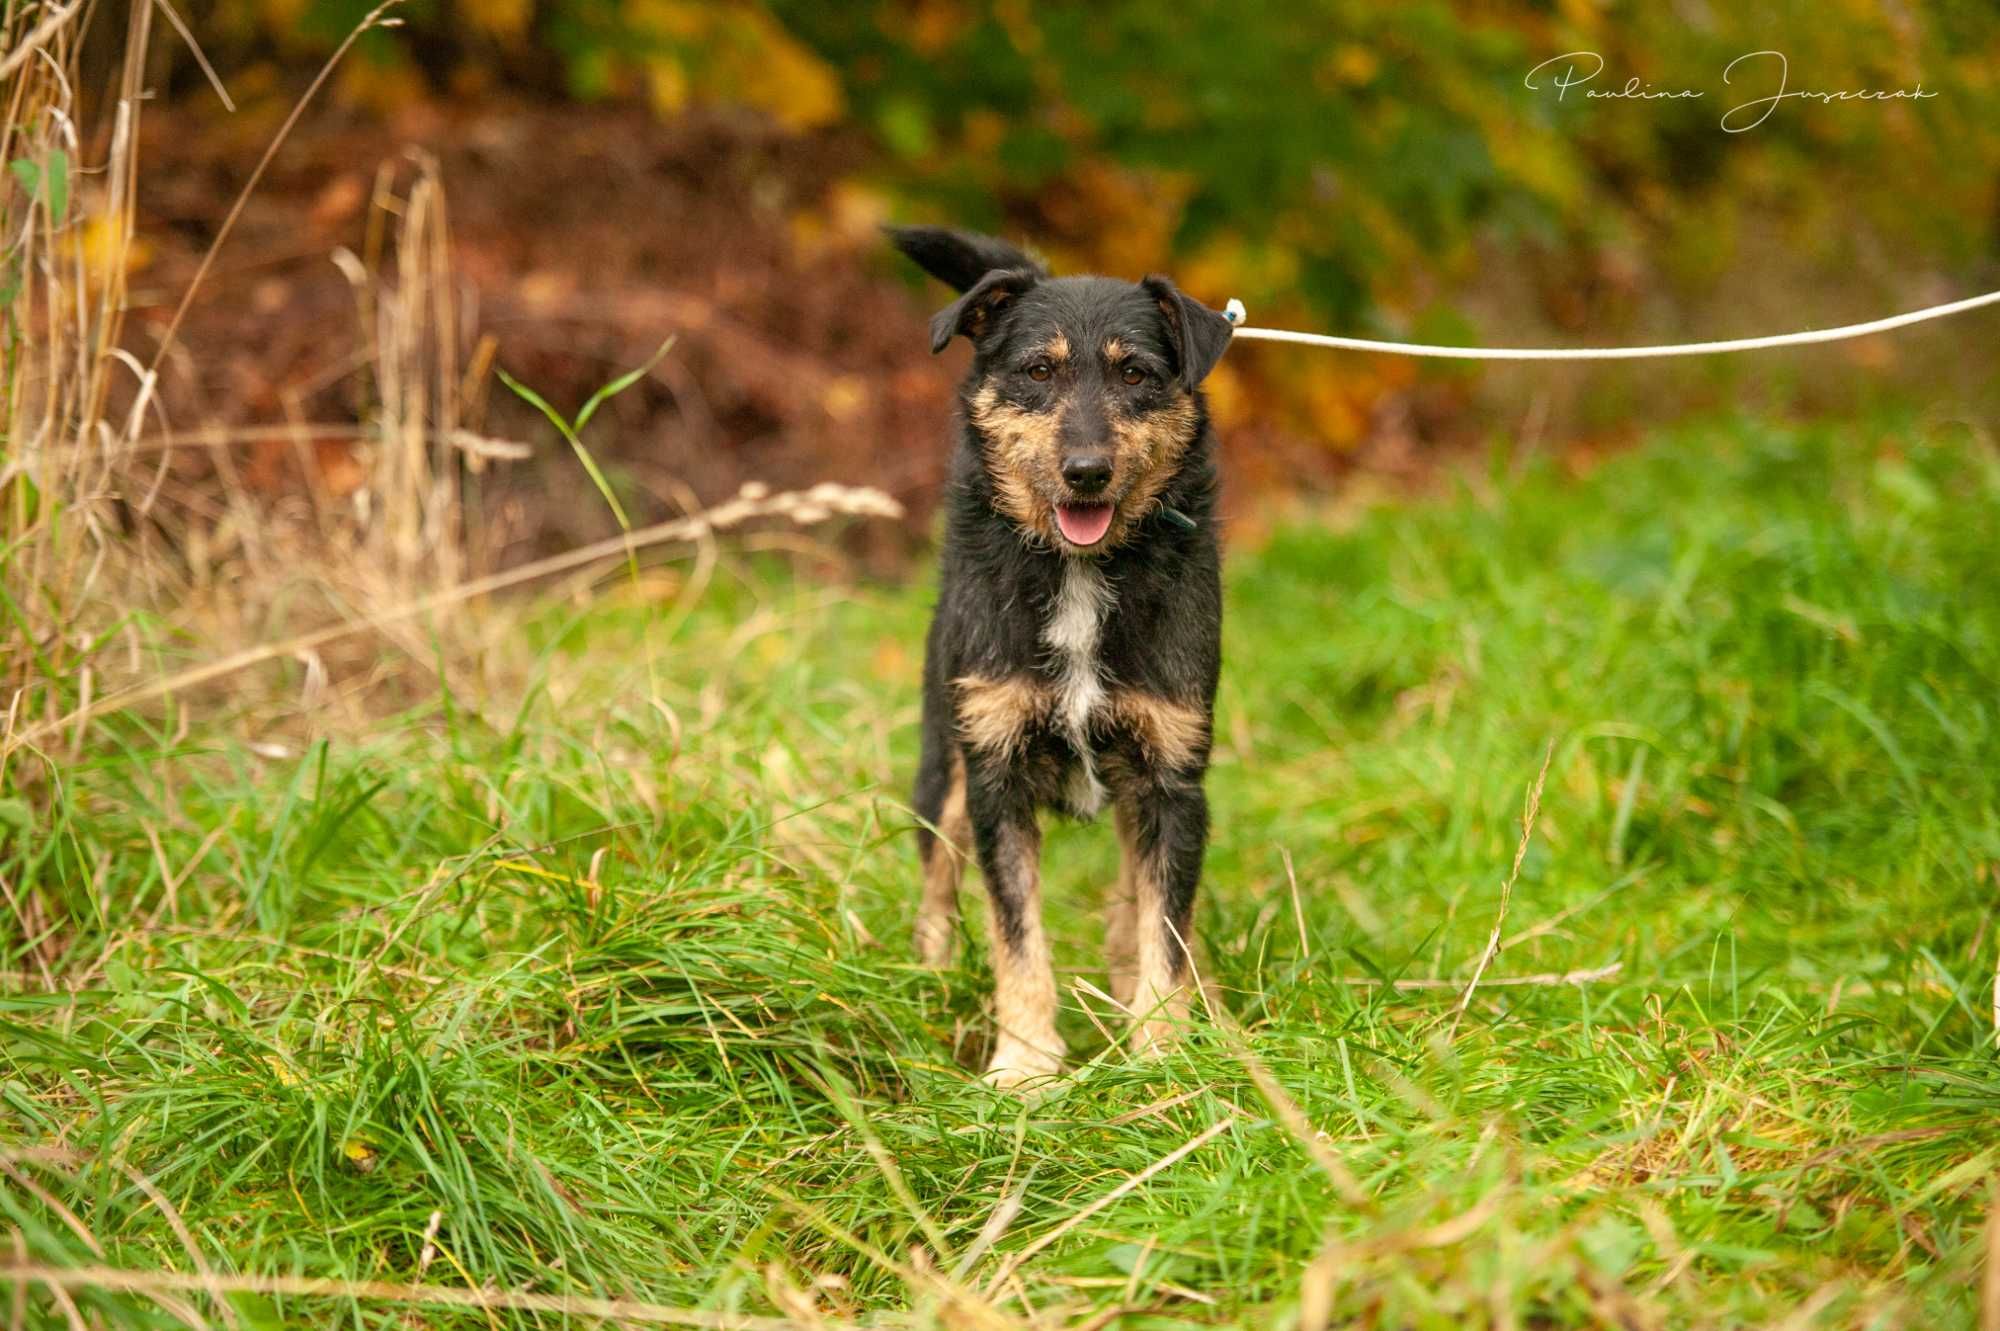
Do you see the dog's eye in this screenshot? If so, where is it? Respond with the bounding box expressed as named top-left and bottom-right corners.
top-left (1121, 365), bottom-right (1147, 387)
top-left (1026, 362), bottom-right (1053, 382)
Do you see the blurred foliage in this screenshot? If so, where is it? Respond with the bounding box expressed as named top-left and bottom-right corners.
top-left (206, 0), bottom-right (1999, 308)
top-left (775, 0), bottom-right (2000, 321)
top-left (171, 0), bottom-right (2000, 450)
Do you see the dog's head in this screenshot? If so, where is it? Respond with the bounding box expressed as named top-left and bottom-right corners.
top-left (891, 226), bottom-right (1232, 554)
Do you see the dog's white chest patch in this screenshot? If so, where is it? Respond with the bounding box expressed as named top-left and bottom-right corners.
top-left (1043, 560), bottom-right (1113, 815)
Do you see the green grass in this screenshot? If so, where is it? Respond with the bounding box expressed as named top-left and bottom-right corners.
top-left (5, 412), bottom-right (2000, 1328)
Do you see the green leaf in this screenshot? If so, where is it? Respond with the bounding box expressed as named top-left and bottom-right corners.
top-left (8, 150), bottom-right (69, 223)
top-left (8, 159), bottom-right (39, 202)
top-left (876, 96), bottom-right (935, 160)
top-left (1579, 1217), bottom-right (1646, 1275)
top-left (575, 336), bottom-right (674, 435)
top-left (0, 798), bottom-right (31, 837)
top-left (493, 365), bottom-right (568, 439)
top-left (1873, 458), bottom-right (1938, 514)
top-left (496, 364), bottom-right (635, 535)
top-left (45, 149), bottom-right (69, 223)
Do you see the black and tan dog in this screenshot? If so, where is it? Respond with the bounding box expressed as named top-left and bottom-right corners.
top-left (893, 226), bottom-right (1234, 1087)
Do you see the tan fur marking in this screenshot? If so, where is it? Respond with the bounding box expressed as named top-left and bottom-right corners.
top-left (1108, 690), bottom-right (1208, 771)
top-left (1103, 337), bottom-right (1128, 361)
top-left (953, 674), bottom-right (1052, 757)
top-left (968, 385), bottom-right (1064, 544)
top-left (985, 819), bottom-right (1064, 1086)
top-left (1045, 332), bottom-right (1070, 362)
top-left (915, 750), bottom-right (969, 967)
top-left (969, 381), bottom-right (1198, 554)
top-left (1105, 805), bottom-right (1140, 1008)
top-left (1122, 811), bottom-right (1191, 1055)
top-left (1108, 392), bottom-right (1199, 537)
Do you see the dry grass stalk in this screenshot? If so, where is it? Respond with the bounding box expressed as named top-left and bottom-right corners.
top-left (346, 149), bottom-right (465, 594)
top-left (1448, 739), bottom-right (1556, 1038)
top-left (1, 0), bottom-right (152, 745)
top-left (0, 1260), bottom-right (817, 1330)
top-left (1159, 915), bottom-right (1373, 1209)
top-left (0, 0), bottom-right (900, 751)
top-left (0, 0), bottom-right (908, 1001)
top-left (0, 0), bottom-right (82, 81)
top-left (1340, 960), bottom-right (1621, 990)
top-left (982, 1115), bottom-right (1235, 1295)
top-left (1990, 864), bottom-right (1999, 1048)
top-left (4, 481), bottom-right (901, 756)
top-left (141, 1), bottom-right (402, 380)
top-left (1983, 1180), bottom-right (2000, 1331)
top-left (2, 0), bottom-right (400, 765)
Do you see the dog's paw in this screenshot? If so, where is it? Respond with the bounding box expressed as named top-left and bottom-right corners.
top-left (913, 915), bottom-right (955, 969)
top-left (1128, 1017), bottom-right (1183, 1059)
top-left (1107, 972), bottom-right (1137, 1012)
top-left (983, 1040), bottom-right (1063, 1090)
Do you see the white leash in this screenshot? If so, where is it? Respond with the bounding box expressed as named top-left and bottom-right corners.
top-left (1220, 288), bottom-right (2000, 361)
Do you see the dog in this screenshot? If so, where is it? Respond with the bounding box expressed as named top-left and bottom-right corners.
top-left (891, 226), bottom-right (1234, 1087)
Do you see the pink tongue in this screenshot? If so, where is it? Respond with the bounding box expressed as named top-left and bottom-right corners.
top-left (1056, 503), bottom-right (1114, 546)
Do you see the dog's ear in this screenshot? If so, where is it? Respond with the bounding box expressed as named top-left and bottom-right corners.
top-left (888, 225), bottom-right (1047, 294)
top-left (928, 267), bottom-right (1039, 355)
top-left (1141, 275), bottom-right (1234, 388)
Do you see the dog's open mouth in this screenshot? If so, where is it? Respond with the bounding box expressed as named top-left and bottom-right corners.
top-left (1054, 502), bottom-right (1115, 547)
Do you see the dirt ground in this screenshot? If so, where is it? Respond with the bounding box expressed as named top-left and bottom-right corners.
top-left (125, 97), bottom-right (1414, 576)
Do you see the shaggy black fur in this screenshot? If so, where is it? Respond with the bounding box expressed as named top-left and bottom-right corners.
top-left (892, 226), bottom-right (1234, 1070)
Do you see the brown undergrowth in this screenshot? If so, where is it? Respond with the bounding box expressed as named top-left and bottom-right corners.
top-left (1, 2), bottom-right (899, 833)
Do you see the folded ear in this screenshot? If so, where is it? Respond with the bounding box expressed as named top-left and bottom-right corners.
top-left (889, 225), bottom-right (1047, 294)
top-left (1141, 275), bottom-right (1234, 387)
top-left (928, 267), bottom-right (1039, 354)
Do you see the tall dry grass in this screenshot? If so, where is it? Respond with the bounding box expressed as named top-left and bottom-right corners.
top-left (0, 2), bottom-right (436, 767)
top-left (2, 0), bottom-right (151, 758)
top-left (0, 4), bottom-right (896, 948)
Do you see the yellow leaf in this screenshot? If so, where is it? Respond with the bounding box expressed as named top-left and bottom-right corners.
top-left (461, 0), bottom-right (531, 40)
top-left (502, 861), bottom-right (587, 887)
top-left (62, 214), bottom-right (151, 291)
top-left (334, 58), bottom-right (427, 115)
top-left (1325, 44), bottom-right (1379, 88)
top-left (340, 1137), bottom-right (381, 1173)
top-left (632, 3), bottom-right (844, 132)
top-left (826, 181), bottom-right (888, 241)
top-left (821, 376), bottom-right (868, 422)
top-left (646, 55), bottom-right (691, 116)
top-left (731, 9), bottom-right (844, 130)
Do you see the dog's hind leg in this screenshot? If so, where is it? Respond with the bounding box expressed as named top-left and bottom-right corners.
top-left (1121, 786), bottom-right (1208, 1055)
top-left (966, 777), bottom-right (1064, 1087)
top-left (914, 735), bottom-right (969, 968)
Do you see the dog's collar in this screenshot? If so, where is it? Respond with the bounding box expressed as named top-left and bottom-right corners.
top-left (1157, 505), bottom-right (1198, 532)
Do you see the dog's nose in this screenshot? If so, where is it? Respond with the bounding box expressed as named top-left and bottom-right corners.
top-left (1061, 454), bottom-right (1112, 495)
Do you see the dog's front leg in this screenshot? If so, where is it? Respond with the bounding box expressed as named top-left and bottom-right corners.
top-left (966, 774), bottom-right (1064, 1087)
top-left (1104, 805), bottom-right (1140, 1009)
top-left (1121, 784), bottom-right (1207, 1054)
